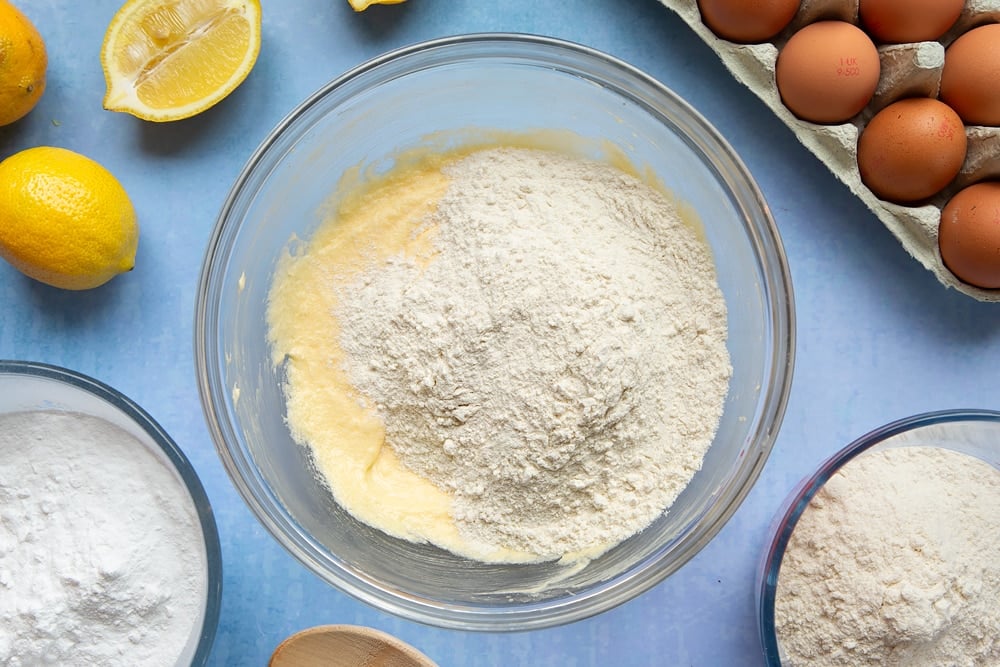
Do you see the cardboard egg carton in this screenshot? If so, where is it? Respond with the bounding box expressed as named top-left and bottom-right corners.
top-left (658, 0), bottom-right (1000, 301)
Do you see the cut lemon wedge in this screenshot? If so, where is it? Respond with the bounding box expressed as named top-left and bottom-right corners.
top-left (101, 0), bottom-right (261, 122)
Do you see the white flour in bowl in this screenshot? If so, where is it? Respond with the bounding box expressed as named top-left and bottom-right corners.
top-left (335, 147), bottom-right (732, 558)
top-left (775, 446), bottom-right (1000, 666)
top-left (0, 410), bottom-right (207, 666)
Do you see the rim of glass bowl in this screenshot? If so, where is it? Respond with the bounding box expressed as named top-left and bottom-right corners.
top-left (195, 32), bottom-right (795, 631)
top-left (0, 359), bottom-right (223, 666)
top-left (756, 409), bottom-right (1000, 665)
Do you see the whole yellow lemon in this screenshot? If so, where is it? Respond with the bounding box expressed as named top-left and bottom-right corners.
top-left (0, 146), bottom-right (139, 290)
top-left (0, 0), bottom-right (47, 126)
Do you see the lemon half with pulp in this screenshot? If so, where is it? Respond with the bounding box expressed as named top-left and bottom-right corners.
top-left (101, 0), bottom-right (261, 122)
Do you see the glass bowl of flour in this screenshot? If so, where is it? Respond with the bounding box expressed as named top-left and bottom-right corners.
top-left (196, 33), bottom-right (795, 630)
top-left (758, 410), bottom-right (1000, 666)
top-left (0, 360), bottom-right (222, 665)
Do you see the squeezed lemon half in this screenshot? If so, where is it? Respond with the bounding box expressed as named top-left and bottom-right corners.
top-left (101, 0), bottom-right (261, 122)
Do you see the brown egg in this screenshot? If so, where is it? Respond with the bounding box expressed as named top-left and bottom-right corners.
top-left (940, 24), bottom-right (1000, 127)
top-left (939, 182), bottom-right (1000, 289)
top-left (698, 0), bottom-right (801, 43)
top-left (858, 0), bottom-right (964, 43)
top-left (775, 21), bottom-right (880, 124)
top-left (857, 98), bottom-right (967, 204)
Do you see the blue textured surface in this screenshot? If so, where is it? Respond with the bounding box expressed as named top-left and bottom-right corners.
top-left (3, 1), bottom-right (999, 665)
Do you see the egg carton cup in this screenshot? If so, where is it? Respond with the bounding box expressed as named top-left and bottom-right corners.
top-left (658, 0), bottom-right (1000, 301)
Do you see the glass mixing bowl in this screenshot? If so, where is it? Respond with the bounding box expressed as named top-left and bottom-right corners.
top-left (757, 410), bottom-right (1000, 664)
top-left (0, 360), bottom-right (222, 665)
top-left (195, 33), bottom-right (795, 631)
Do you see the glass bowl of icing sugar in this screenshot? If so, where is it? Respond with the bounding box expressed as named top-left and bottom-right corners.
top-left (196, 33), bottom-right (795, 631)
top-left (758, 410), bottom-right (1000, 666)
top-left (0, 360), bottom-right (221, 665)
